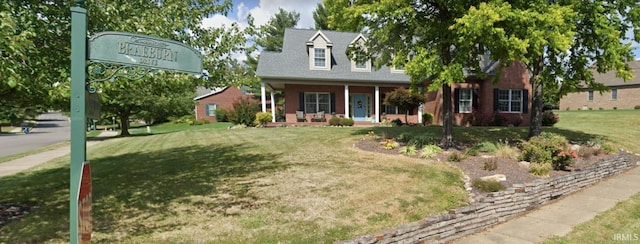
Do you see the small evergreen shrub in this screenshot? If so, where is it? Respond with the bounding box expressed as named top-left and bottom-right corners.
top-left (448, 150), bottom-right (466, 162)
top-left (613, 107), bottom-right (618, 110)
top-left (472, 179), bottom-right (506, 192)
top-left (399, 145), bottom-right (417, 155)
top-left (541, 111), bottom-right (559, 126)
top-left (339, 118), bottom-right (355, 126)
top-left (482, 158), bottom-right (498, 171)
top-left (635, 105), bottom-right (640, 110)
top-left (254, 112), bottom-right (273, 127)
top-left (391, 118), bottom-right (403, 127)
top-left (422, 112), bottom-right (434, 126)
top-left (491, 112), bottom-right (507, 126)
top-left (420, 144), bottom-right (442, 159)
top-left (520, 132), bottom-right (576, 170)
top-left (529, 162), bottom-right (552, 177)
top-left (397, 133), bottom-right (414, 143)
top-left (328, 116), bottom-right (341, 126)
top-left (215, 108), bottom-right (229, 122)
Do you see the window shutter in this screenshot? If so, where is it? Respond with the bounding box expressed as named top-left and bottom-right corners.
top-left (330, 93), bottom-right (336, 113)
top-left (493, 89), bottom-right (499, 112)
top-left (523, 89), bottom-right (529, 114)
top-left (454, 88), bottom-right (460, 113)
top-left (299, 92), bottom-right (304, 111)
top-left (472, 89), bottom-right (479, 111)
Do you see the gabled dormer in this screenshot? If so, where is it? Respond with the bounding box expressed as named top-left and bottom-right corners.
top-left (349, 34), bottom-right (371, 72)
top-left (307, 30), bottom-right (332, 71)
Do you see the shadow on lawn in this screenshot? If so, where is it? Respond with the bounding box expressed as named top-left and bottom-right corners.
top-left (354, 126), bottom-right (606, 144)
top-left (0, 143), bottom-right (286, 242)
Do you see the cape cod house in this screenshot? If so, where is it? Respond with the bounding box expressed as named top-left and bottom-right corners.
top-left (560, 60), bottom-right (640, 111)
top-left (256, 28), bottom-right (532, 126)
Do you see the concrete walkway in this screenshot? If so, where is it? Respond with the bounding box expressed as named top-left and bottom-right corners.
top-left (455, 166), bottom-right (640, 243)
top-left (0, 131), bottom-right (118, 177)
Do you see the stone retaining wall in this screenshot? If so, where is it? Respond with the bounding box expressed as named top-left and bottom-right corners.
top-left (338, 153), bottom-right (638, 244)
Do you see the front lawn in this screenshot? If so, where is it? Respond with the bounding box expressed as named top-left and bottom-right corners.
top-left (0, 125), bottom-right (467, 243)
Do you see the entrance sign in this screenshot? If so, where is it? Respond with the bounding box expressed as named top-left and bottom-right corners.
top-left (89, 32), bottom-right (203, 75)
top-left (78, 162), bottom-right (92, 244)
top-left (70, 2), bottom-right (203, 243)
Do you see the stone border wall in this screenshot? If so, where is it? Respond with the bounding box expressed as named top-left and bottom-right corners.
top-left (338, 153), bottom-right (638, 244)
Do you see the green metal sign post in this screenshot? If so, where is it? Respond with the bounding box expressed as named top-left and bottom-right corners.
top-left (70, 1), bottom-right (87, 243)
top-left (70, 1), bottom-right (202, 243)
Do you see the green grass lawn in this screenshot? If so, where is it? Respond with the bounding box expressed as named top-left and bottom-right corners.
top-left (1, 110), bottom-right (638, 243)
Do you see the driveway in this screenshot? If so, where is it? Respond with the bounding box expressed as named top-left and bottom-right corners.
top-left (0, 112), bottom-right (71, 157)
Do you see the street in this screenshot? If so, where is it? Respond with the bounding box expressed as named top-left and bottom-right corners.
top-left (0, 112), bottom-right (71, 157)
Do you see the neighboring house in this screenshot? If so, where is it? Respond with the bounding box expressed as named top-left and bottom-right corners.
top-left (560, 60), bottom-right (640, 110)
top-left (194, 86), bottom-right (252, 122)
top-left (256, 28), bottom-right (532, 126)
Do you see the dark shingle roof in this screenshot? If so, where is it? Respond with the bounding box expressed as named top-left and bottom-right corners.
top-left (592, 60), bottom-right (640, 87)
top-left (256, 28), bottom-right (410, 84)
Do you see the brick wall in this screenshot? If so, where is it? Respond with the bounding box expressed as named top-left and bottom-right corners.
top-left (195, 87), bottom-right (254, 123)
top-left (338, 153), bottom-right (638, 244)
top-left (559, 85), bottom-right (640, 111)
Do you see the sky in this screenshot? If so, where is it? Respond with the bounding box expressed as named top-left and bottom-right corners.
top-left (201, 0), bottom-right (640, 60)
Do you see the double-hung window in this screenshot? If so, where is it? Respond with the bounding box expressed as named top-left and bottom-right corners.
top-left (498, 89), bottom-right (523, 113)
top-left (588, 90), bottom-right (594, 101)
top-left (354, 52), bottom-right (367, 69)
top-left (314, 48), bottom-right (326, 68)
top-left (611, 89), bottom-right (617, 100)
top-left (459, 89), bottom-right (473, 113)
top-left (305, 92), bottom-right (330, 113)
top-left (205, 104), bottom-right (217, 116)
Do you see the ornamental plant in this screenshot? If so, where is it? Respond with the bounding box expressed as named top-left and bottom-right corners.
top-left (520, 132), bottom-right (576, 170)
top-left (254, 112), bottom-right (273, 127)
top-left (541, 111), bottom-right (559, 126)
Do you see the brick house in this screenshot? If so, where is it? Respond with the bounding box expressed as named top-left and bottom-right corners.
top-left (560, 60), bottom-right (640, 110)
top-left (193, 86), bottom-right (253, 122)
top-left (256, 28), bottom-right (532, 125)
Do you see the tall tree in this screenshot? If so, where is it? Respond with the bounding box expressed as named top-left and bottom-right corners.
top-left (330, 1), bottom-right (480, 148)
top-left (255, 8), bottom-right (300, 52)
top-left (452, 0), bottom-right (640, 138)
top-left (324, 0), bottom-right (364, 32)
top-left (313, 3), bottom-right (331, 30)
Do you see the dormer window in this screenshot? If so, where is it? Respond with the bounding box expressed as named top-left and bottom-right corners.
top-left (307, 30), bottom-right (332, 71)
top-left (314, 48), bottom-right (327, 68)
top-left (349, 34), bottom-right (371, 72)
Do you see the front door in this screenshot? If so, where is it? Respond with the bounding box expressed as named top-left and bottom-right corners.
top-left (353, 94), bottom-right (367, 121)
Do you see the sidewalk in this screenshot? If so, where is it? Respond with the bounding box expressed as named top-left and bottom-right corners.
top-left (0, 130), bottom-right (118, 177)
top-left (455, 166), bottom-right (640, 243)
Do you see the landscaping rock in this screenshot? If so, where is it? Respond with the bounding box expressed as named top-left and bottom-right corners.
top-left (480, 174), bottom-right (507, 182)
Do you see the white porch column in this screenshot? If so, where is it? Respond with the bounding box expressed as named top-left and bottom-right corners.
top-left (270, 88), bottom-right (276, 122)
top-left (344, 85), bottom-right (350, 118)
top-left (418, 103), bottom-right (424, 124)
top-left (260, 81), bottom-right (267, 112)
top-left (374, 86), bottom-right (380, 123)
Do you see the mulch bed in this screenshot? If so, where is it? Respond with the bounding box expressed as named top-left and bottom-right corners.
top-left (355, 138), bottom-right (616, 198)
top-left (0, 203), bottom-right (36, 229)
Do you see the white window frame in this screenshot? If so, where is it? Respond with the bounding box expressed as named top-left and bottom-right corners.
top-left (206, 103), bottom-right (218, 116)
top-left (459, 89), bottom-right (473, 113)
top-left (498, 89), bottom-right (523, 113)
top-left (611, 88), bottom-right (617, 100)
top-left (350, 51), bottom-right (371, 72)
top-left (313, 48), bottom-right (327, 68)
top-left (304, 92), bottom-right (331, 114)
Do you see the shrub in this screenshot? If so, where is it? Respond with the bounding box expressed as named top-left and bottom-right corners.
top-left (541, 111), bottom-right (559, 126)
top-left (491, 112), bottom-right (507, 126)
top-left (215, 108), bottom-right (229, 122)
top-left (578, 146), bottom-right (596, 159)
top-left (495, 143), bottom-right (520, 160)
top-left (613, 107), bottom-right (618, 110)
top-left (472, 179), bottom-right (506, 192)
top-left (400, 145), bottom-right (417, 155)
top-left (482, 158), bottom-right (498, 171)
top-left (448, 150), bottom-right (466, 162)
top-left (635, 105), bottom-right (640, 110)
top-left (328, 116), bottom-right (341, 126)
top-left (422, 112), bottom-right (434, 126)
top-left (226, 97), bottom-right (260, 126)
top-left (509, 116), bottom-right (523, 127)
top-left (599, 107), bottom-right (604, 110)
top-left (474, 141), bottom-right (498, 153)
top-left (380, 139), bottom-right (399, 150)
top-left (397, 132), bottom-right (414, 143)
top-left (465, 148), bottom-right (479, 156)
top-left (409, 136), bottom-right (438, 148)
top-left (339, 118), bottom-right (355, 126)
top-left (391, 118), bottom-right (403, 127)
top-left (520, 132), bottom-right (576, 170)
top-left (529, 163), bottom-right (552, 177)
top-left (420, 145), bottom-right (442, 159)
top-left (254, 112), bottom-right (273, 127)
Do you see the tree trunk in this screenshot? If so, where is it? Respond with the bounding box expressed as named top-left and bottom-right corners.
top-left (119, 113), bottom-right (130, 137)
top-left (528, 59), bottom-right (544, 139)
top-left (440, 83), bottom-right (455, 148)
